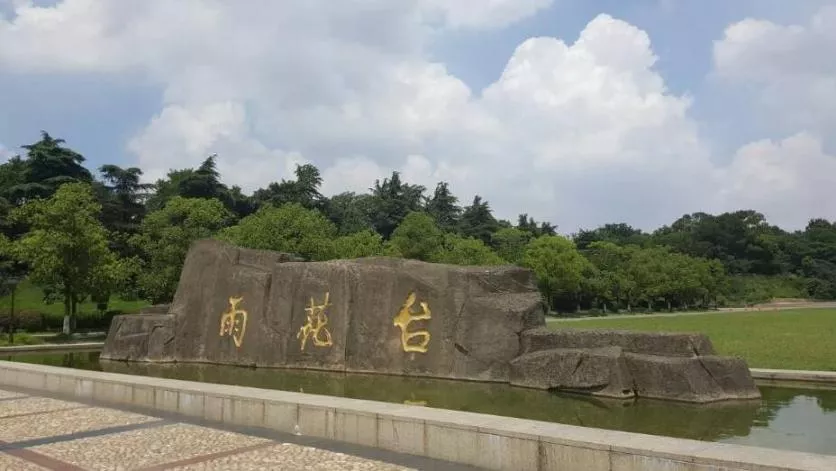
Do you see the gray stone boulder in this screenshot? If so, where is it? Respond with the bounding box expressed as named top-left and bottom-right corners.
top-left (509, 347), bottom-right (635, 399)
top-left (625, 354), bottom-right (761, 402)
top-left (108, 239), bottom-right (546, 382)
top-left (511, 328), bottom-right (761, 403)
top-left (101, 239), bottom-right (761, 403)
top-left (521, 328), bottom-right (716, 357)
top-left (100, 313), bottom-right (175, 362)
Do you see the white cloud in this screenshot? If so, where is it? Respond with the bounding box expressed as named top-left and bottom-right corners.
top-left (0, 142), bottom-right (14, 161)
top-left (713, 6), bottom-right (836, 134)
top-left (424, 0), bottom-right (555, 29)
top-left (1, 1), bottom-right (834, 231)
top-left (720, 133), bottom-right (836, 230)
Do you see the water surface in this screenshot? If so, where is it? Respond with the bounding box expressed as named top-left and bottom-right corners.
top-left (5, 352), bottom-right (836, 456)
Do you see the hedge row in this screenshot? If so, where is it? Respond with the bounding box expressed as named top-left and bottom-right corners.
top-left (0, 309), bottom-right (125, 332)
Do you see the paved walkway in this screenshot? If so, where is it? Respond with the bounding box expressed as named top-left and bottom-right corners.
top-left (0, 388), bottom-right (474, 471)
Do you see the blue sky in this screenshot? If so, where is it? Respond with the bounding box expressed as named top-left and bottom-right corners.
top-left (1, 0), bottom-right (835, 232)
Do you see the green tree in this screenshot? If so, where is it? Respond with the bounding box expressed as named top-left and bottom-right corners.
top-left (7, 132), bottom-right (93, 202)
top-left (369, 172), bottom-right (425, 239)
top-left (218, 203), bottom-right (336, 261)
top-left (432, 234), bottom-right (504, 266)
top-left (424, 182), bottom-right (461, 232)
top-left (324, 192), bottom-right (374, 235)
top-left (253, 163), bottom-right (324, 210)
top-left (132, 197), bottom-right (232, 303)
top-left (12, 183), bottom-right (121, 334)
top-left (459, 195), bottom-right (500, 245)
top-left (492, 227), bottom-right (532, 264)
top-left (522, 235), bottom-right (590, 311)
top-left (387, 212), bottom-right (445, 261)
top-left (331, 230), bottom-right (384, 259)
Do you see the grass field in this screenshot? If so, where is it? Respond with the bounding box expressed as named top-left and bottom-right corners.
top-left (0, 280), bottom-right (148, 317)
top-left (549, 308), bottom-right (836, 371)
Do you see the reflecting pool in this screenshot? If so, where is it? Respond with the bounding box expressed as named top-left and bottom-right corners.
top-left (5, 351), bottom-right (836, 456)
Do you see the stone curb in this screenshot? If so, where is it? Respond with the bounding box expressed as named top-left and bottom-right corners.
top-left (0, 361), bottom-right (834, 471)
top-left (0, 342), bottom-right (104, 354)
top-left (750, 368), bottom-right (836, 384)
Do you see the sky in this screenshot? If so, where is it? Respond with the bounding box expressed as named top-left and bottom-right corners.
top-left (1, 0), bottom-right (835, 234)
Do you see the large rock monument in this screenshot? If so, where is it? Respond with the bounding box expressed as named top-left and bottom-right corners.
top-left (102, 239), bottom-right (761, 403)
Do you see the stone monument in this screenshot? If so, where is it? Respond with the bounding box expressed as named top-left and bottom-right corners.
top-left (102, 239), bottom-right (761, 403)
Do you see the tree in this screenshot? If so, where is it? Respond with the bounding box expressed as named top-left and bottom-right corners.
top-left (131, 197), bottom-right (232, 303)
top-left (218, 203), bottom-right (336, 261)
top-left (387, 212), bottom-right (445, 261)
top-left (459, 195), bottom-right (500, 245)
top-left (517, 214), bottom-right (557, 238)
top-left (331, 230), bottom-right (384, 259)
top-left (522, 235), bottom-right (590, 311)
top-left (424, 182), bottom-right (461, 232)
top-left (432, 234), bottom-right (504, 266)
top-left (323, 192), bottom-right (374, 235)
top-left (253, 163), bottom-right (324, 210)
top-left (12, 183), bottom-right (120, 334)
top-left (97, 165), bottom-right (154, 256)
top-left (368, 172), bottom-right (425, 239)
top-left (492, 227), bottom-right (532, 264)
top-left (8, 132), bottom-right (93, 202)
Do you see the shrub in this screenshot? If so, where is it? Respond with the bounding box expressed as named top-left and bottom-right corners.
top-left (0, 310), bottom-right (45, 333)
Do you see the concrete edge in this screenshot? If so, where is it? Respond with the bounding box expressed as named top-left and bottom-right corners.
top-left (750, 368), bottom-right (836, 384)
top-left (0, 342), bottom-right (105, 354)
top-left (0, 361), bottom-right (834, 471)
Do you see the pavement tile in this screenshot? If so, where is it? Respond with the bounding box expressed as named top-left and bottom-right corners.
top-left (0, 396), bottom-right (81, 419)
top-left (0, 406), bottom-right (156, 443)
top-left (0, 453), bottom-right (49, 471)
top-left (32, 423), bottom-right (271, 470)
top-left (169, 443), bottom-right (416, 471)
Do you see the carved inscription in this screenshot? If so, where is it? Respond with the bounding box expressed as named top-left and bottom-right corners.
top-left (393, 291), bottom-right (432, 353)
top-left (219, 296), bottom-right (248, 348)
top-left (298, 292), bottom-right (334, 351)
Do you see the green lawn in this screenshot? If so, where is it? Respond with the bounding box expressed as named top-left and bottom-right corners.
top-left (0, 279), bottom-right (148, 317)
top-left (549, 308), bottom-right (836, 371)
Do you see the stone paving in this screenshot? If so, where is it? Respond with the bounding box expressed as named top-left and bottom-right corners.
top-left (0, 388), bottom-right (472, 471)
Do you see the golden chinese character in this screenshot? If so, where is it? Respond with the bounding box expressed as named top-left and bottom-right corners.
top-left (219, 296), bottom-right (247, 348)
top-left (393, 291), bottom-right (432, 353)
top-left (297, 292), bottom-right (334, 351)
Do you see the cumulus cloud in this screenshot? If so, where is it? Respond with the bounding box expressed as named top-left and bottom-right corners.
top-left (0, 1), bottom-right (833, 231)
top-left (720, 133), bottom-right (836, 230)
top-left (713, 6), bottom-right (836, 134)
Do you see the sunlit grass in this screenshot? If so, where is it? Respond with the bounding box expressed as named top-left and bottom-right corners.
top-left (549, 308), bottom-right (836, 371)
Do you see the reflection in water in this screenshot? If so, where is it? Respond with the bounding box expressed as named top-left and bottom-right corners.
top-left (5, 352), bottom-right (836, 455)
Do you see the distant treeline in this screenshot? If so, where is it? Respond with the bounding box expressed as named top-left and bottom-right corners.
top-left (1, 132), bottom-right (834, 325)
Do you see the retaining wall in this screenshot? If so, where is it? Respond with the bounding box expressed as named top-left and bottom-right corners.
top-left (1, 361), bottom-right (834, 470)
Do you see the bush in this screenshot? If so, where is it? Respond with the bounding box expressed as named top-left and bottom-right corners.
top-left (0, 310), bottom-right (46, 333)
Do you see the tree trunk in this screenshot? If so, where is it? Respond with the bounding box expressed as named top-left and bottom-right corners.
top-left (71, 296), bottom-right (78, 332)
top-left (667, 299), bottom-right (672, 312)
top-left (8, 286), bottom-right (15, 345)
top-left (62, 289), bottom-right (71, 335)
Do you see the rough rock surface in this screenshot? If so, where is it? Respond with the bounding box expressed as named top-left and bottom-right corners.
top-left (509, 347), bottom-right (635, 399)
top-left (100, 313), bottom-right (175, 362)
top-left (625, 353), bottom-right (761, 402)
top-left (107, 239), bottom-right (546, 382)
top-left (521, 328), bottom-right (716, 357)
top-left (511, 328), bottom-right (761, 402)
top-left (102, 239), bottom-right (761, 403)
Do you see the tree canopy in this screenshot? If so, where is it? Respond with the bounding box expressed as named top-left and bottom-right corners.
top-left (1, 130), bottom-right (835, 328)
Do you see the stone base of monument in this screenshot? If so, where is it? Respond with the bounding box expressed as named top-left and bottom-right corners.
top-left (509, 328), bottom-right (761, 403)
top-left (101, 239), bottom-right (761, 404)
